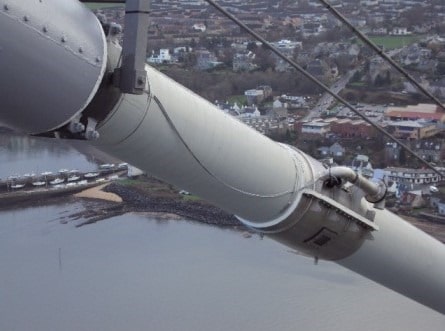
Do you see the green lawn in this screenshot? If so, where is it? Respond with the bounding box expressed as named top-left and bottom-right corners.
top-left (367, 35), bottom-right (421, 50)
top-left (227, 95), bottom-right (247, 106)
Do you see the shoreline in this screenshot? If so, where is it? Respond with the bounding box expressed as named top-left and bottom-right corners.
top-left (76, 180), bottom-right (445, 243)
top-left (69, 180), bottom-right (245, 229)
top-left (1, 176), bottom-right (444, 243)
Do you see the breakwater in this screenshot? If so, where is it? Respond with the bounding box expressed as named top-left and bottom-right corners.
top-left (71, 182), bottom-right (243, 229)
top-left (107, 183), bottom-right (242, 226)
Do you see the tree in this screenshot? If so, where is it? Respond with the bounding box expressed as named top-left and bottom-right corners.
top-left (246, 41), bottom-right (257, 52)
top-left (254, 46), bottom-right (274, 71)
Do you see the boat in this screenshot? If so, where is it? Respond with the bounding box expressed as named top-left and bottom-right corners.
top-left (67, 175), bottom-right (80, 182)
top-left (84, 172), bottom-right (99, 178)
top-left (49, 178), bottom-right (64, 185)
top-left (11, 183), bottom-right (25, 189)
top-left (99, 163), bottom-right (114, 169)
top-left (32, 181), bottom-right (46, 187)
top-left (58, 168), bottom-right (69, 174)
top-left (41, 171), bottom-right (53, 176)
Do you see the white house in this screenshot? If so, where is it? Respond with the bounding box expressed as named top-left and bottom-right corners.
top-left (192, 23), bottom-right (206, 32)
top-left (147, 49), bottom-right (172, 64)
top-left (390, 27), bottom-right (411, 36)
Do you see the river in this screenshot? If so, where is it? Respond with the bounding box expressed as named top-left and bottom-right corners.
top-left (0, 133), bottom-right (444, 330)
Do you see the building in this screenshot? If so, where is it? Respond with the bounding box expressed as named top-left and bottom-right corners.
top-left (147, 49), bottom-right (172, 64)
top-left (351, 154), bottom-right (374, 178)
top-left (384, 104), bottom-right (445, 123)
top-left (317, 142), bottom-right (345, 159)
top-left (386, 120), bottom-right (441, 140)
top-left (301, 121), bottom-right (331, 136)
top-left (384, 167), bottom-right (445, 188)
top-left (330, 118), bottom-right (376, 138)
top-left (195, 49), bottom-right (222, 70)
top-left (244, 89), bottom-right (264, 105)
top-left (233, 51), bottom-right (256, 72)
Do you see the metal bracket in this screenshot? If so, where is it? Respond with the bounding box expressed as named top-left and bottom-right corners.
top-left (302, 189), bottom-right (379, 231)
top-left (116, 0), bottom-right (150, 94)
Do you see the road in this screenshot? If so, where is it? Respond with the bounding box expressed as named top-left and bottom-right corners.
top-left (304, 69), bottom-right (357, 121)
top-left (304, 47), bottom-right (405, 121)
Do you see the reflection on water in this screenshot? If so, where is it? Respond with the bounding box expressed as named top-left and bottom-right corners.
top-left (0, 204), bottom-right (444, 331)
top-left (0, 133), bottom-right (102, 177)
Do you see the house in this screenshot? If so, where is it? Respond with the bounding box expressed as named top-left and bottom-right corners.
top-left (147, 49), bottom-right (172, 64)
top-left (245, 89), bottom-right (264, 105)
top-left (330, 142), bottom-right (345, 158)
top-left (244, 85), bottom-right (272, 105)
top-left (301, 22), bottom-right (325, 37)
top-left (238, 105), bottom-right (261, 118)
top-left (192, 23), bottom-right (206, 32)
top-left (384, 167), bottom-right (445, 188)
top-left (270, 39), bottom-right (303, 72)
top-left (351, 154), bottom-right (374, 178)
top-left (413, 140), bottom-right (444, 163)
top-left (271, 39), bottom-right (302, 55)
top-left (317, 142), bottom-right (345, 159)
top-left (370, 27), bottom-right (388, 35)
top-left (279, 95), bottom-right (307, 108)
top-left (390, 27), bottom-right (411, 36)
top-left (233, 51), bottom-right (257, 72)
top-left (195, 49), bottom-right (222, 70)
top-left (267, 107), bottom-right (288, 122)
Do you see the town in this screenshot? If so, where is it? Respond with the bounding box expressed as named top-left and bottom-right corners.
top-left (93, 0), bottom-right (445, 225)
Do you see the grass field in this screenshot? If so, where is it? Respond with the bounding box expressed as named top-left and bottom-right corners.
top-left (227, 95), bottom-right (247, 106)
top-left (365, 35), bottom-right (421, 49)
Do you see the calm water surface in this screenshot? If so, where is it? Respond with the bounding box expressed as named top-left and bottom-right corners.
top-left (0, 133), bottom-right (101, 177)
top-left (0, 133), bottom-right (444, 330)
top-left (0, 205), bottom-right (444, 331)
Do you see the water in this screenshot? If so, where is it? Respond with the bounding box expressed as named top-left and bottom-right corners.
top-left (0, 205), bottom-right (444, 331)
top-left (0, 133), bottom-right (444, 330)
top-left (0, 133), bottom-right (102, 177)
